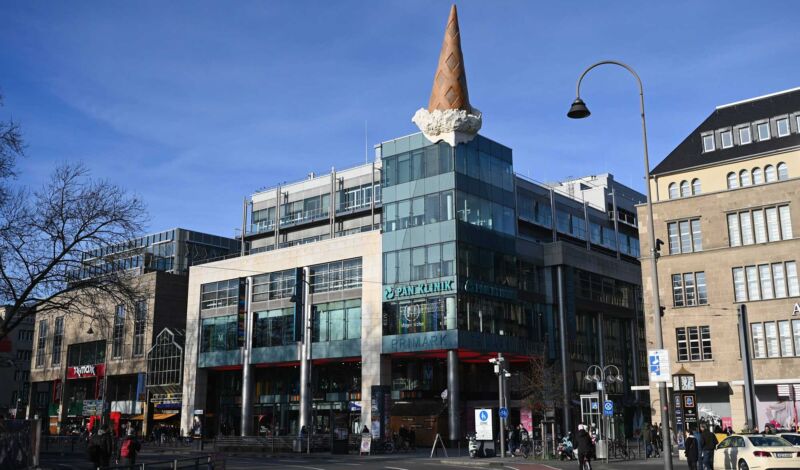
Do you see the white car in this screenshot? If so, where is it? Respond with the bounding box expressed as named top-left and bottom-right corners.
top-left (776, 433), bottom-right (800, 447)
top-left (713, 434), bottom-right (800, 470)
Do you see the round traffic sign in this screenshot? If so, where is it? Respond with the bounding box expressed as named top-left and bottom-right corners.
top-left (479, 410), bottom-right (489, 421)
top-left (499, 407), bottom-right (508, 419)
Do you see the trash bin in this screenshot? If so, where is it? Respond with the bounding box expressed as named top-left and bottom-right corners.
top-left (595, 439), bottom-right (607, 459)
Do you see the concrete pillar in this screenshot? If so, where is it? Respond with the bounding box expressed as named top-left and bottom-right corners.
top-left (240, 277), bottom-right (254, 436)
top-left (556, 265), bottom-right (571, 433)
top-left (299, 267), bottom-right (312, 434)
top-left (181, 302), bottom-right (208, 437)
top-left (447, 350), bottom-right (460, 442)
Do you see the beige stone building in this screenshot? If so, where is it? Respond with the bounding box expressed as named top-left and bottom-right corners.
top-left (638, 87), bottom-right (800, 431)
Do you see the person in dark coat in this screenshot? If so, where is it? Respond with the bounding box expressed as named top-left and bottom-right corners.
top-left (699, 425), bottom-right (718, 470)
top-left (684, 430), bottom-right (699, 470)
top-left (118, 428), bottom-right (141, 469)
top-left (575, 424), bottom-right (593, 469)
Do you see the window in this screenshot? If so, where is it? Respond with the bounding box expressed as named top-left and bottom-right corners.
top-left (777, 162), bottom-right (789, 180)
top-left (757, 122), bottom-right (770, 140)
top-left (201, 279), bottom-right (241, 310)
top-left (668, 183), bottom-right (678, 199)
top-left (680, 181), bottom-right (690, 197)
top-left (253, 307), bottom-right (294, 347)
top-left (793, 320), bottom-right (800, 358)
top-left (676, 326), bottom-right (712, 361)
top-left (51, 317), bottom-right (64, 366)
top-left (720, 130), bottom-right (733, 148)
top-left (765, 165), bottom-right (777, 183)
top-left (727, 205), bottom-right (791, 246)
top-left (751, 323), bottom-right (766, 358)
top-left (668, 218), bottom-right (702, 253)
top-left (672, 272), bottom-right (707, 307)
top-left (739, 169), bottom-right (751, 187)
top-left (200, 315), bottom-right (238, 352)
top-left (691, 179), bottom-right (701, 195)
top-left (112, 304), bottom-right (125, 358)
top-left (765, 322), bottom-right (779, 357)
top-left (779, 320), bottom-right (794, 356)
top-left (776, 118), bottom-right (790, 137)
top-left (312, 300), bottom-right (362, 342)
top-left (35, 320), bottom-right (47, 368)
top-left (702, 134), bottom-right (715, 152)
top-left (133, 300), bottom-right (147, 357)
top-left (739, 126), bottom-right (752, 145)
top-left (752, 168), bottom-right (763, 185)
top-left (727, 172), bottom-right (739, 189)
top-left (733, 261), bottom-right (800, 301)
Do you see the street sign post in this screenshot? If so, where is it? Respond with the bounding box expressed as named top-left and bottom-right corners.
top-left (648, 349), bottom-right (671, 382)
top-left (499, 407), bottom-right (508, 419)
top-left (603, 400), bottom-right (613, 416)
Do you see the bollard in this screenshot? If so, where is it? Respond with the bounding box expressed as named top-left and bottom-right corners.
top-left (173, 458), bottom-right (179, 469)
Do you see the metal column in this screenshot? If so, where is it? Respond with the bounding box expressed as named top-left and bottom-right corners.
top-left (299, 267), bottom-right (313, 435)
top-left (556, 266), bottom-right (571, 433)
top-left (738, 304), bottom-right (757, 430)
top-left (447, 350), bottom-right (460, 443)
top-left (240, 277), bottom-right (254, 436)
top-left (610, 188), bottom-right (621, 259)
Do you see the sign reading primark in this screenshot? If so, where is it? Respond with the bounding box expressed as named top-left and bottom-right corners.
top-left (384, 279), bottom-right (455, 300)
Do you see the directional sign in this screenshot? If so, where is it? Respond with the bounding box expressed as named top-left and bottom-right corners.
top-left (603, 400), bottom-right (614, 416)
top-left (499, 407), bottom-right (509, 419)
top-left (648, 349), bottom-right (671, 382)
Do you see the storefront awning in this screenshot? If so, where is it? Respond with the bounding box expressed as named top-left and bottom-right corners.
top-left (153, 413), bottom-right (179, 421)
top-left (129, 415), bottom-right (145, 421)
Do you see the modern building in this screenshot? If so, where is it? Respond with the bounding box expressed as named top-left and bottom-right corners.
top-left (28, 228), bottom-right (239, 435)
top-left (638, 87), bottom-right (800, 431)
top-left (181, 5), bottom-right (648, 445)
top-left (0, 306), bottom-right (34, 418)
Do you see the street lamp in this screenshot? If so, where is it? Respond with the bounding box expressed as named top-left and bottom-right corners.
top-left (568, 60), bottom-right (672, 470)
top-left (489, 354), bottom-right (509, 458)
top-left (87, 317), bottom-right (111, 427)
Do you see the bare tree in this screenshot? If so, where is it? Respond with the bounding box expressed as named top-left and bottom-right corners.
top-left (0, 162), bottom-right (148, 340)
top-left (0, 91), bottom-right (25, 206)
top-left (519, 347), bottom-right (563, 419)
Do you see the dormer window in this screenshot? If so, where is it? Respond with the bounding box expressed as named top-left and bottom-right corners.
top-left (720, 130), bottom-right (733, 149)
top-left (738, 126), bottom-right (752, 145)
top-left (757, 122), bottom-right (770, 141)
top-left (702, 134), bottom-right (715, 152)
top-left (776, 117), bottom-right (790, 137)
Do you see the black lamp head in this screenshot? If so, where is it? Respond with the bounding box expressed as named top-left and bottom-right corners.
top-left (87, 326), bottom-right (94, 335)
top-left (567, 98), bottom-right (591, 119)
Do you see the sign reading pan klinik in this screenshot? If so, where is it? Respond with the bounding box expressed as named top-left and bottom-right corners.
top-left (383, 279), bottom-right (455, 300)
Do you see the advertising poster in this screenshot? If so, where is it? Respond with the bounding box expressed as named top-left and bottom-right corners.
top-left (520, 407), bottom-right (532, 433)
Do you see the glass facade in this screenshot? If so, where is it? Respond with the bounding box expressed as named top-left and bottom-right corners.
top-left (201, 315), bottom-right (238, 352)
top-left (312, 300), bottom-right (362, 342)
top-left (253, 308), bottom-right (294, 348)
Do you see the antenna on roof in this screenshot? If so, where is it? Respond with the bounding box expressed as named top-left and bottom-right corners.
top-left (365, 120), bottom-right (369, 164)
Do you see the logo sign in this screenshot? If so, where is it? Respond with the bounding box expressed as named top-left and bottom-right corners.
top-left (194, 409), bottom-right (204, 415)
top-left (683, 395), bottom-right (695, 408)
top-left (603, 401), bottom-right (614, 416)
top-left (402, 303), bottom-right (423, 327)
top-left (648, 349), bottom-right (671, 382)
top-left (67, 364), bottom-right (104, 379)
top-left (384, 280), bottom-right (455, 300)
top-left (499, 407), bottom-right (509, 419)
top-left (793, 303), bottom-right (800, 316)
top-left (475, 408), bottom-right (493, 441)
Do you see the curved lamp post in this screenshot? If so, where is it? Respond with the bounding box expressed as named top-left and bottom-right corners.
top-left (568, 60), bottom-right (672, 470)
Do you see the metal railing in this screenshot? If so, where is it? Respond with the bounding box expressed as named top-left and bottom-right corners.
top-left (213, 434), bottom-right (331, 453)
top-left (101, 455), bottom-right (217, 470)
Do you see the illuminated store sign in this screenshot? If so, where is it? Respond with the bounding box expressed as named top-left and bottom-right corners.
top-left (384, 280), bottom-right (454, 300)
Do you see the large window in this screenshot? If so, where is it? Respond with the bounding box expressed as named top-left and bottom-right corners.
top-left (66, 340), bottom-right (106, 366)
top-left (668, 218), bottom-right (702, 254)
top-left (112, 304), bottom-right (125, 358)
top-left (52, 317), bottom-right (64, 366)
top-left (338, 183), bottom-right (380, 212)
top-left (310, 258), bottom-right (362, 293)
top-left (383, 190), bottom-right (454, 232)
top-left (312, 300), bottom-right (361, 342)
top-left (672, 272), bottom-right (707, 307)
top-left (200, 315), bottom-right (238, 352)
top-left (280, 193), bottom-right (330, 226)
top-left (454, 143), bottom-right (514, 191)
top-left (383, 296), bottom-right (456, 335)
top-left (253, 307), bottom-right (294, 347)
top-left (201, 279), bottom-right (241, 310)
top-left (382, 142), bottom-right (453, 188)
top-left (517, 190), bottom-right (552, 228)
top-left (676, 326), bottom-right (712, 362)
top-left (253, 269), bottom-right (295, 302)
top-left (384, 242), bottom-right (456, 284)
top-left (727, 205), bottom-right (792, 246)
top-left (733, 261), bottom-right (800, 302)
top-left (133, 300), bottom-right (147, 357)
top-left (753, 320), bottom-right (800, 359)
top-left (35, 320), bottom-right (47, 368)
top-left (455, 191), bottom-right (516, 236)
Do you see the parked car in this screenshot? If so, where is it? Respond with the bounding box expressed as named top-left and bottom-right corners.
top-left (713, 434), bottom-right (800, 470)
top-left (776, 433), bottom-right (800, 447)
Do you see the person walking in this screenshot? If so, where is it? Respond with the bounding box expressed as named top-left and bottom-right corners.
top-left (575, 424), bottom-right (593, 470)
top-left (643, 424), bottom-right (652, 458)
top-left (651, 423), bottom-right (661, 457)
top-left (699, 424), bottom-right (718, 470)
top-left (118, 428), bottom-right (141, 469)
top-left (684, 430), bottom-right (699, 470)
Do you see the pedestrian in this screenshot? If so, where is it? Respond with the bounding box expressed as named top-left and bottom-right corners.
top-left (693, 426), bottom-right (703, 470)
top-left (576, 424), bottom-right (593, 470)
top-left (699, 424), bottom-right (717, 470)
top-left (643, 424), bottom-right (652, 458)
top-left (684, 430), bottom-right (699, 470)
top-left (118, 428), bottom-right (141, 469)
top-left (651, 423), bottom-right (661, 457)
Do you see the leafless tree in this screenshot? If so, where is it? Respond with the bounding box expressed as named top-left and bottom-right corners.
top-left (0, 131), bottom-right (148, 340)
top-left (0, 92), bottom-right (25, 206)
top-left (519, 347), bottom-right (563, 419)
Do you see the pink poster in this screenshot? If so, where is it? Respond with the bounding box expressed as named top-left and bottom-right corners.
top-left (520, 407), bottom-right (533, 433)
top-left (721, 417), bottom-right (732, 431)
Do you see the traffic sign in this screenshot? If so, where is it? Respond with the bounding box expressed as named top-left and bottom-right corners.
top-left (603, 400), bottom-right (614, 416)
top-left (591, 401), bottom-right (598, 410)
top-left (648, 349), bottom-right (671, 382)
top-left (499, 407), bottom-right (508, 419)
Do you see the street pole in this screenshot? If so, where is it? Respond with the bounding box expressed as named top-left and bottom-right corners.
top-left (569, 60), bottom-right (672, 470)
top-left (495, 353), bottom-right (505, 458)
top-left (737, 304), bottom-right (757, 431)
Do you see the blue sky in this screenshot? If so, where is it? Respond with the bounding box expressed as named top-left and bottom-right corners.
top-left (1, 1), bottom-right (798, 237)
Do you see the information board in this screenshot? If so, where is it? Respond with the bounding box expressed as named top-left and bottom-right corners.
top-left (475, 408), bottom-right (493, 441)
top-left (648, 349), bottom-right (671, 382)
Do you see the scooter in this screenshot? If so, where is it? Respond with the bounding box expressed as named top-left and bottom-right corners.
top-left (558, 434), bottom-right (575, 461)
top-left (467, 433), bottom-right (479, 458)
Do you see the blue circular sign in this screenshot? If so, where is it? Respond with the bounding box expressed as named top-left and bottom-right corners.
top-left (479, 410), bottom-right (489, 421)
top-left (604, 401), bottom-right (613, 411)
top-left (499, 407), bottom-right (509, 419)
